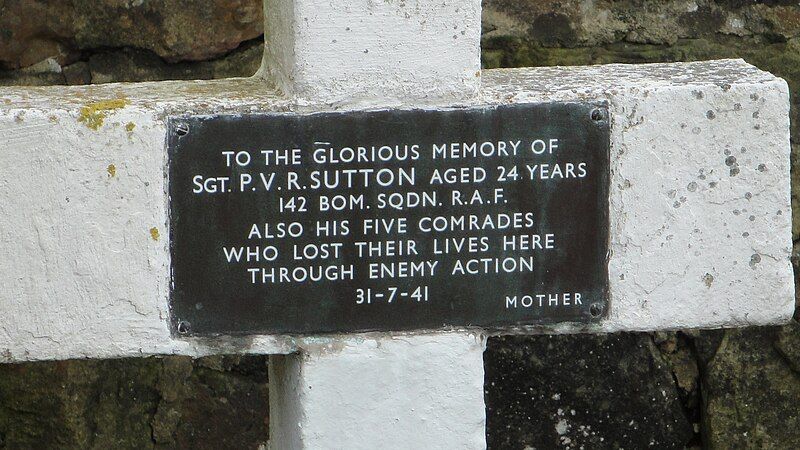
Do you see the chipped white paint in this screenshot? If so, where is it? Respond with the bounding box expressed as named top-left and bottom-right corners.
top-left (0, 60), bottom-right (792, 361)
top-left (269, 333), bottom-right (487, 449)
top-left (482, 61), bottom-right (795, 333)
top-left (606, 75), bottom-right (793, 331)
top-left (260, 0), bottom-right (482, 106)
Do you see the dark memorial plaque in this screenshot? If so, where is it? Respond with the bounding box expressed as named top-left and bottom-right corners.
top-left (168, 103), bottom-right (610, 336)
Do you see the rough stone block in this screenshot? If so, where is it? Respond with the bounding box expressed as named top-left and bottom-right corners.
top-left (485, 333), bottom-right (695, 448)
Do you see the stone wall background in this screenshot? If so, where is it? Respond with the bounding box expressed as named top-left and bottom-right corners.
top-left (0, 1), bottom-right (798, 448)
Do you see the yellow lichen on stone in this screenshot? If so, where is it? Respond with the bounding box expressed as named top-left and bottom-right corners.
top-left (149, 227), bottom-right (160, 241)
top-left (125, 122), bottom-right (136, 132)
top-left (107, 164), bottom-right (116, 177)
top-left (78, 98), bottom-right (130, 130)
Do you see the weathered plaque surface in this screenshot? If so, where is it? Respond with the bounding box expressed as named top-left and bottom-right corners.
top-left (168, 103), bottom-right (610, 335)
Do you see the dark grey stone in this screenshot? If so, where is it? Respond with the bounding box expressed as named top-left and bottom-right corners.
top-left (484, 333), bottom-right (695, 449)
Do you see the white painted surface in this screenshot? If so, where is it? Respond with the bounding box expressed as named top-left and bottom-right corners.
top-left (260, 0), bottom-right (482, 106)
top-left (268, 332), bottom-right (487, 450)
top-left (482, 60), bottom-right (795, 333)
top-left (0, 59), bottom-right (793, 363)
top-left (260, 4), bottom-right (487, 447)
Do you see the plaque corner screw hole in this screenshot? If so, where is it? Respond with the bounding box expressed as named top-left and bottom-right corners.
top-left (177, 320), bottom-right (191, 334)
top-left (589, 303), bottom-right (604, 318)
top-left (590, 108), bottom-right (606, 122)
top-left (174, 123), bottom-right (190, 137)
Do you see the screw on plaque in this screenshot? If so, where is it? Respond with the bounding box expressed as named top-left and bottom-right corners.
top-left (589, 302), bottom-right (604, 318)
top-left (590, 108), bottom-right (606, 122)
top-left (174, 122), bottom-right (190, 137)
top-left (177, 320), bottom-right (191, 334)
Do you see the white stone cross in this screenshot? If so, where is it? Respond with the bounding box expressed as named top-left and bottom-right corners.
top-left (0, 0), bottom-right (793, 448)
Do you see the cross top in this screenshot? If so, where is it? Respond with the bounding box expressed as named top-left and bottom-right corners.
top-left (258, 0), bottom-right (482, 105)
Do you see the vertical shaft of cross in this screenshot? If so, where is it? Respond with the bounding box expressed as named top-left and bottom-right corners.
top-left (269, 334), bottom-right (487, 449)
top-left (261, 1), bottom-right (488, 448)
